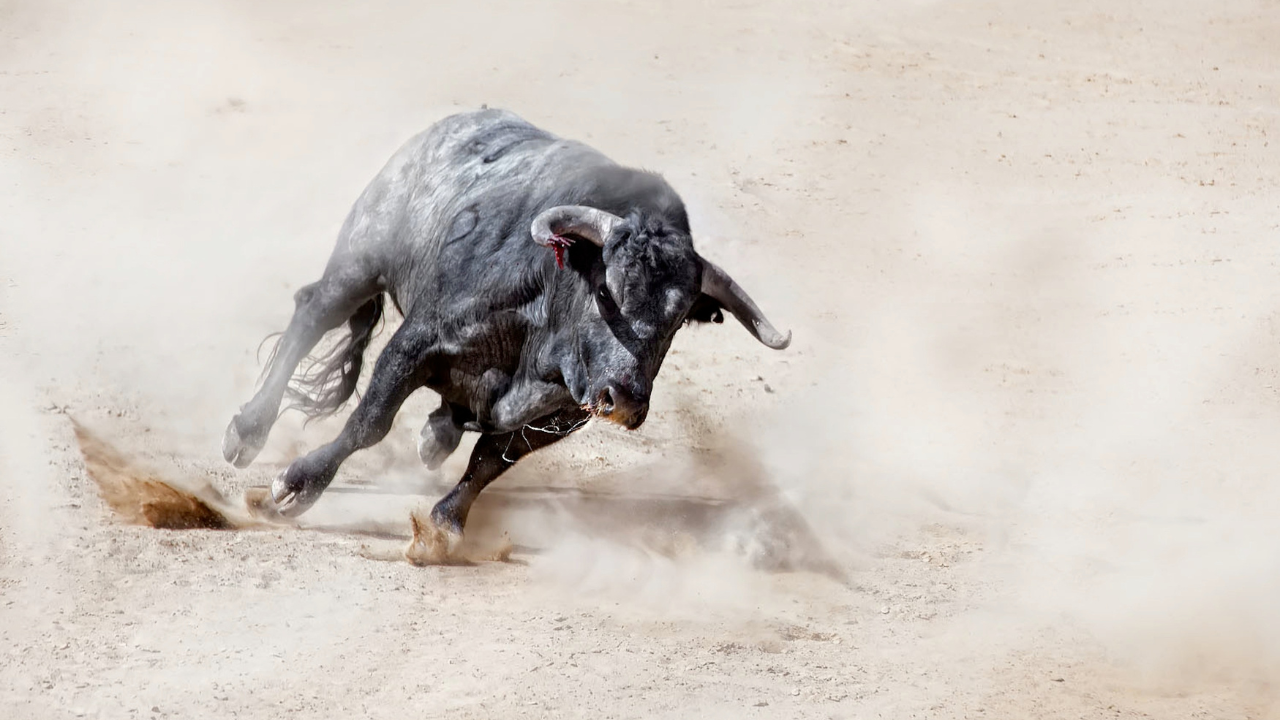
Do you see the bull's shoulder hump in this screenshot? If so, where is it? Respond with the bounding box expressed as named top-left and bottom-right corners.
top-left (418, 109), bottom-right (553, 160)
top-left (420, 107), bottom-right (535, 137)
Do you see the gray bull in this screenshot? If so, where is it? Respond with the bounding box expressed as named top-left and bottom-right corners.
top-left (222, 108), bottom-right (790, 549)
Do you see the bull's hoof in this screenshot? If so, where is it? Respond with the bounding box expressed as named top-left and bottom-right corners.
top-left (416, 434), bottom-right (454, 471)
top-left (404, 510), bottom-right (464, 566)
top-left (222, 415), bottom-right (266, 469)
top-left (418, 410), bottom-right (463, 470)
top-left (268, 465), bottom-right (321, 518)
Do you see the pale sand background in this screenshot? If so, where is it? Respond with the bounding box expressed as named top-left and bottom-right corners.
top-left (3, 1), bottom-right (1280, 717)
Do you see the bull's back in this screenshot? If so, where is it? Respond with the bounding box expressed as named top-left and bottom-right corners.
top-left (341, 109), bottom-right (558, 248)
top-left (340, 109), bottom-right (681, 320)
top-left (343, 110), bottom-right (607, 310)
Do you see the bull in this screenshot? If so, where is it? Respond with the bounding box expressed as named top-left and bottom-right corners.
top-left (222, 108), bottom-right (791, 551)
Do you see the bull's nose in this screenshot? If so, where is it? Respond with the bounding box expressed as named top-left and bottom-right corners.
top-left (598, 383), bottom-right (649, 430)
top-left (598, 386), bottom-right (616, 415)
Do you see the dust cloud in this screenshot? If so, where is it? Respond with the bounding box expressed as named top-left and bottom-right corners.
top-left (713, 187), bottom-right (1280, 692)
top-left (519, 173), bottom-right (1280, 691)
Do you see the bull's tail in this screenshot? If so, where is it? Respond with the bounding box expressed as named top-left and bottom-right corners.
top-left (281, 294), bottom-right (385, 420)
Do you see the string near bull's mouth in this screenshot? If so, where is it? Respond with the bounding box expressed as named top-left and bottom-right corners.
top-left (582, 402), bottom-right (608, 420)
top-left (524, 411), bottom-right (593, 435)
top-left (581, 402), bottom-right (638, 430)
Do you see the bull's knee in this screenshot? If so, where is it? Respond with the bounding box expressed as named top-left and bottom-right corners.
top-left (419, 403), bottom-right (463, 470)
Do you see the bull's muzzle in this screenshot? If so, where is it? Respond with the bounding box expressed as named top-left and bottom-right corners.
top-left (593, 383), bottom-right (649, 430)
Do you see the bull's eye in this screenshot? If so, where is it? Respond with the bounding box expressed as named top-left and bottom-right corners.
top-left (595, 284), bottom-right (621, 317)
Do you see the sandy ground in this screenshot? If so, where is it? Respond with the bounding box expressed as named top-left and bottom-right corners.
top-left (3, 0), bottom-right (1280, 717)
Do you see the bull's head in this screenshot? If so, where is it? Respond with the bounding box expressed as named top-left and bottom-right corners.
top-left (531, 204), bottom-right (791, 429)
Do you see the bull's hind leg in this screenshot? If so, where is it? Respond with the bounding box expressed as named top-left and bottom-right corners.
top-left (410, 408), bottom-right (589, 555)
top-left (222, 268), bottom-right (381, 468)
top-left (268, 320), bottom-right (433, 516)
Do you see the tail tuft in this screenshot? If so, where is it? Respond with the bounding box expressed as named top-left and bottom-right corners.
top-left (282, 294), bottom-right (385, 420)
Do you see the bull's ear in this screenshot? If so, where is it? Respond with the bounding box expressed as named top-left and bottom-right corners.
top-left (686, 294), bottom-right (725, 325)
top-left (530, 205), bottom-right (620, 272)
top-left (562, 236), bottom-right (604, 278)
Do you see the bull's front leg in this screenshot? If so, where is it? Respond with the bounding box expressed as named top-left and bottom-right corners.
top-left (417, 373), bottom-right (560, 467)
top-left (405, 407), bottom-right (589, 564)
top-left (484, 378), bottom-right (574, 433)
top-left (453, 371), bottom-right (568, 435)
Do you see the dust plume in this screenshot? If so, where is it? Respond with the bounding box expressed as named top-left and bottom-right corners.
top-left (73, 420), bottom-right (242, 530)
top-left (71, 418), bottom-right (528, 566)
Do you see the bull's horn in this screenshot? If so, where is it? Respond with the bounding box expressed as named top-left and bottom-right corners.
top-left (700, 258), bottom-right (792, 350)
top-left (530, 205), bottom-right (623, 249)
